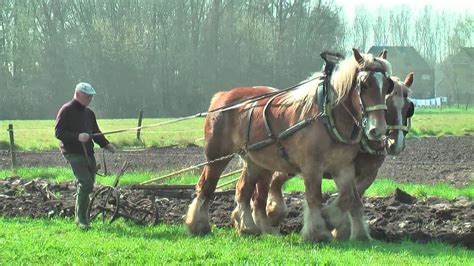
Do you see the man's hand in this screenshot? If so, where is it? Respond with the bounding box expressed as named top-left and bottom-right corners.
top-left (105, 143), bottom-right (117, 153)
top-left (78, 133), bottom-right (91, 143)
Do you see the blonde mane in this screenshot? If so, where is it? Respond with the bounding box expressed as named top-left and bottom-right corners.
top-left (278, 52), bottom-right (392, 120)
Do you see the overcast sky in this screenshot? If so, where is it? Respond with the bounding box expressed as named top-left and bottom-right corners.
top-left (332, 0), bottom-right (474, 21)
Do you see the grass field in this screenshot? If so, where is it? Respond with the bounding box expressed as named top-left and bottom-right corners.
top-left (1, 108), bottom-right (473, 264)
top-left (1, 218), bottom-right (472, 265)
top-left (0, 117), bottom-right (205, 151)
top-left (0, 107), bottom-right (472, 151)
top-left (1, 167), bottom-right (472, 200)
top-left (409, 107), bottom-right (474, 137)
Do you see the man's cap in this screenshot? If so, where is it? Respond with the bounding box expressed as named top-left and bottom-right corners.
top-left (75, 82), bottom-right (96, 95)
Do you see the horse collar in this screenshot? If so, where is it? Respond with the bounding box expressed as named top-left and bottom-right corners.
top-left (317, 76), bottom-right (362, 145)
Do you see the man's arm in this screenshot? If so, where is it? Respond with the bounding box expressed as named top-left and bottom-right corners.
top-left (55, 106), bottom-right (79, 142)
top-left (90, 111), bottom-right (110, 148)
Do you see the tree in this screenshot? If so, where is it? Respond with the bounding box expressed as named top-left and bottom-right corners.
top-left (352, 4), bottom-right (371, 52)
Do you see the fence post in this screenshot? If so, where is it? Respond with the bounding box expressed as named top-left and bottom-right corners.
top-left (8, 124), bottom-right (17, 170)
top-left (466, 94), bottom-right (471, 110)
top-left (136, 108), bottom-right (143, 140)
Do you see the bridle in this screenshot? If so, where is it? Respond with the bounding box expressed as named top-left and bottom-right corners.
top-left (361, 93), bottom-right (414, 155)
top-left (387, 98), bottom-right (414, 136)
top-left (354, 68), bottom-right (389, 131)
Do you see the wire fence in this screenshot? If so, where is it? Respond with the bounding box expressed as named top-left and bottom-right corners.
top-left (3, 121), bottom-right (473, 178)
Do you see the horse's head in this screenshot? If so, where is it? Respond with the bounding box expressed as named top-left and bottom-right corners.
top-left (385, 73), bottom-right (415, 155)
top-left (351, 48), bottom-right (392, 141)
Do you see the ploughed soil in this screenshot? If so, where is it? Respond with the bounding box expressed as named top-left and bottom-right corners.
top-left (1, 136), bottom-right (473, 187)
top-left (0, 136), bottom-right (473, 248)
top-left (0, 176), bottom-right (472, 249)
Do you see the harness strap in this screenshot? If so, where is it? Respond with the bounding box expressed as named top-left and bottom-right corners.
top-left (387, 124), bottom-right (409, 132)
top-left (317, 80), bottom-right (362, 145)
top-left (365, 104), bottom-right (387, 112)
top-left (246, 116), bottom-right (316, 151)
top-left (244, 91), bottom-right (318, 159)
top-left (263, 95), bottom-right (279, 140)
top-left (262, 94), bottom-right (289, 160)
top-left (244, 101), bottom-right (258, 147)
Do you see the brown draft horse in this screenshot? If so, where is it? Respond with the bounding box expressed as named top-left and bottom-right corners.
top-left (185, 48), bottom-right (392, 242)
top-left (259, 73), bottom-right (415, 240)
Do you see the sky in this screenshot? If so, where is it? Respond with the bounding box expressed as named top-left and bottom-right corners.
top-left (332, 0), bottom-right (474, 21)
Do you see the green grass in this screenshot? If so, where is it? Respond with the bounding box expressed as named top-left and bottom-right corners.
top-left (0, 108), bottom-right (472, 151)
top-left (1, 167), bottom-right (472, 200)
top-left (283, 177), bottom-right (473, 200)
top-left (0, 217), bottom-right (472, 265)
top-left (0, 117), bottom-right (205, 151)
top-left (410, 107), bottom-right (474, 137)
top-left (0, 166), bottom-right (239, 188)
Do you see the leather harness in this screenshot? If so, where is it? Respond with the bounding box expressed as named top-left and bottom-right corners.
top-left (241, 56), bottom-right (394, 161)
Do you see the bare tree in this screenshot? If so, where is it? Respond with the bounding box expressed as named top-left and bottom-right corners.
top-left (352, 4), bottom-right (371, 52)
top-left (372, 7), bottom-right (390, 46)
top-left (388, 5), bottom-right (412, 46)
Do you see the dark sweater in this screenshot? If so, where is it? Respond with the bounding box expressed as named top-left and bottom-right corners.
top-left (55, 99), bottom-right (109, 155)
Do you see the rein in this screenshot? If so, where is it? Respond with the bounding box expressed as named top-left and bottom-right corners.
top-left (91, 75), bottom-right (321, 138)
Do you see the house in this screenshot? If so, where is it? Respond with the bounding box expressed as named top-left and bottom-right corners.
top-left (367, 46), bottom-right (435, 98)
top-left (436, 47), bottom-right (474, 105)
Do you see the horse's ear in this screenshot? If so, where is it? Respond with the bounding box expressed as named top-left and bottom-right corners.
top-left (352, 48), bottom-right (364, 65)
top-left (404, 72), bottom-right (414, 87)
top-left (378, 49), bottom-right (387, 59)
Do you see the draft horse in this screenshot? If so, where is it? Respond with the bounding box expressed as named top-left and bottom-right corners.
top-left (261, 73), bottom-right (415, 240)
top-left (185, 48), bottom-right (392, 242)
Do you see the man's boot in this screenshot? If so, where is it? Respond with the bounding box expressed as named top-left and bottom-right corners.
top-left (75, 191), bottom-right (91, 230)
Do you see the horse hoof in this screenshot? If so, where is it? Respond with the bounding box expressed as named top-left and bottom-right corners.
top-left (266, 209), bottom-right (286, 227)
top-left (239, 225), bottom-right (261, 236)
top-left (266, 200), bottom-right (287, 226)
top-left (185, 221), bottom-right (211, 235)
top-left (350, 233), bottom-right (373, 242)
top-left (333, 225), bottom-right (351, 241)
top-left (302, 231), bottom-right (333, 243)
top-left (262, 226), bottom-right (280, 235)
top-left (231, 209), bottom-right (241, 227)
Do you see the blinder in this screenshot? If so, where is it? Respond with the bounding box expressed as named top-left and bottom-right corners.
top-left (407, 101), bottom-right (415, 118)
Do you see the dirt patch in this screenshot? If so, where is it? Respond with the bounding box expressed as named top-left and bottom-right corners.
top-left (1, 136), bottom-right (473, 248)
top-left (1, 176), bottom-right (472, 249)
top-left (379, 136), bottom-right (474, 187)
top-left (1, 136), bottom-right (472, 187)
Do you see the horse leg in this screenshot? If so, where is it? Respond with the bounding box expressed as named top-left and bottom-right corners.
top-left (347, 184), bottom-right (372, 241)
top-left (250, 174), bottom-right (277, 234)
top-left (330, 167), bottom-right (379, 241)
top-left (323, 165), bottom-right (371, 241)
top-left (185, 159), bottom-right (230, 235)
top-left (323, 197), bottom-right (351, 240)
top-left (232, 162), bottom-right (270, 235)
top-left (301, 165), bottom-right (332, 242)
top-left (321, 165), bottom-right (355, 239)
top-left (339, 163), bottom-right (380, 240)
top-left (266, 172), bottom-right (291, 226)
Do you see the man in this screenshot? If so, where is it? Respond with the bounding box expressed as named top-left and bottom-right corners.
top-left (55, 82), bottom-right (116, 229)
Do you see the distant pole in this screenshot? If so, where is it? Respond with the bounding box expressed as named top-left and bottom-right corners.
top-left (466, 94), bottom-right (471, 110)
top-left (136, 109), bottom-right (143, 140)
top-left (8, 124), bottom-right (17, 170)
